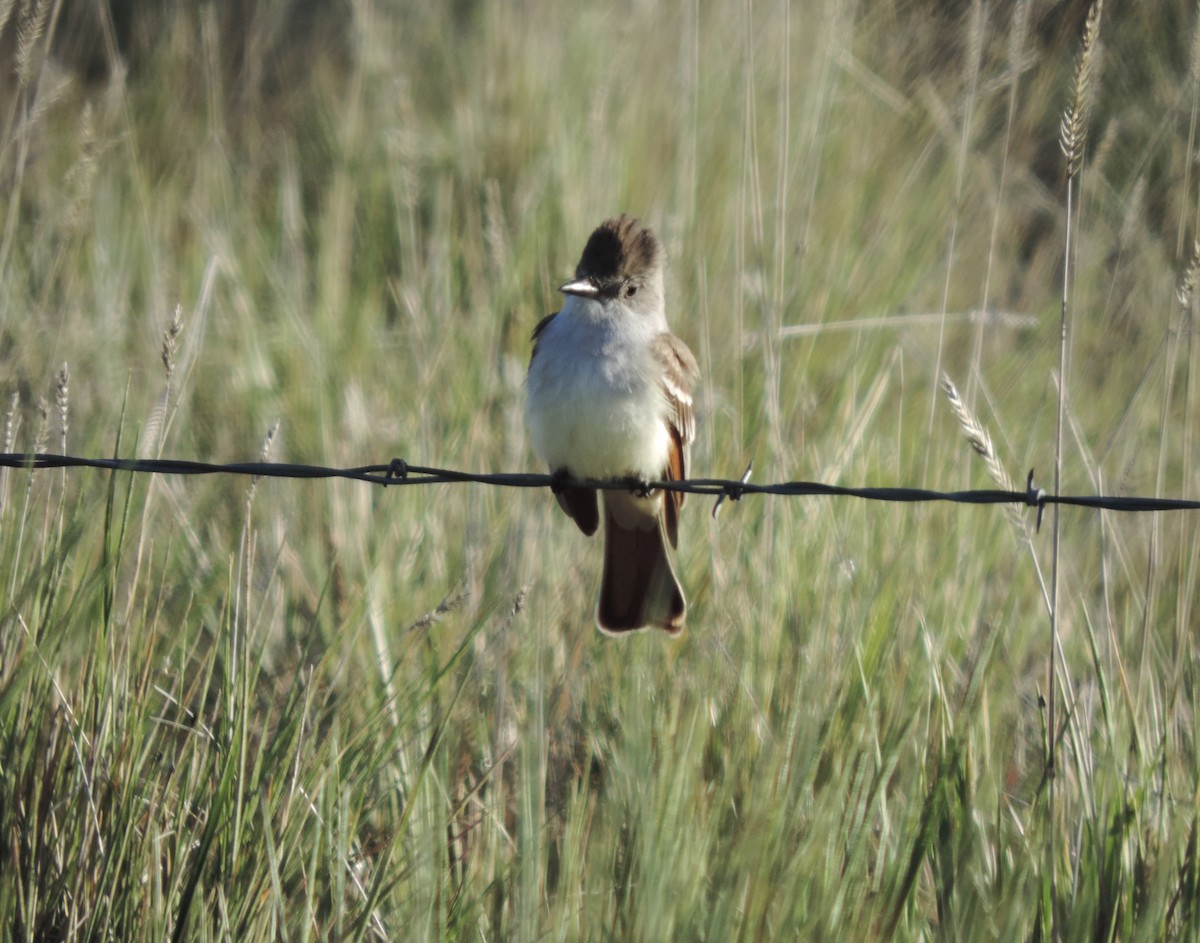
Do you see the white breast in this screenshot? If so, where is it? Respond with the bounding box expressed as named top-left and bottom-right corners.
top-left (526, 301), bottom-right (670, 480)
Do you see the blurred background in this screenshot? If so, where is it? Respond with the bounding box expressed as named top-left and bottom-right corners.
top-left (3, 0), bottom-right (1200, 939)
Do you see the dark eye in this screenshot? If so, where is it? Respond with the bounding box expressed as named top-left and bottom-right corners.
top-left (624, 284), bottom-right (638, 298)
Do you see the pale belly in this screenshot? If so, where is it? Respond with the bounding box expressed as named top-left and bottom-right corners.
top-left (526, 332), bottom-right (670, 480)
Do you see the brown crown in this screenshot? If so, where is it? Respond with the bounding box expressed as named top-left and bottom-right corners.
top-left (575, 214), bottom-right (663, 281)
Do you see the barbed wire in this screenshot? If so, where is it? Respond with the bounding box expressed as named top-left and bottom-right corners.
top-left (5, 453), bottom-right (1200, 526)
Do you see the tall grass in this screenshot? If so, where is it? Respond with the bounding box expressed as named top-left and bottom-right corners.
top-left (3, 0), bottom-right (1200, 939)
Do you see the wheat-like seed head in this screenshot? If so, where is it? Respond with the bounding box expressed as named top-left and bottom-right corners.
top-left (162, 305), bottom-right (183, 379)
top-left (1059, 0), bottom-right (1104, 177)
top-left (0, 391), bottom-right (16, 515)
top-left (55, 363), bottom-right (69, 452)
top-left (15, 0), bottom-right (51, 90)
top-left (4, 391), bottom-right (19, 453)
top-left (244, 421), bottom-right (281, 511)
top-left (143, 308), bottom-right (186, 460)
top-left (33, 396), bottom-right (49, 454)
top-left (942, 374), bottom-right (1024, 529)
top-left (259, 421), bottom-right (279, 463)
top-left (1191, 3), bottom-right (1200, 85)
top-left (0, 0), bottom-right (17, 39)
top-left (63, 104), bottom-right (98, 232)
top-left (405, 584), bottom-right (471, 633)
top-left (1178, 239), bottom-right (1200, 309)
top-left (1117, 177), bottom-right (1146, 251)
top-left (966, 0), bottom-right (985, 95)
top-left (483, 179), bottom-right (510, 279)
top-left (1008, 0), bottom-right (1032, 75)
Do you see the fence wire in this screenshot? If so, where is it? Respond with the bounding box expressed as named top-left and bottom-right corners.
top-left (4, 453), bottom-right (1200, 525)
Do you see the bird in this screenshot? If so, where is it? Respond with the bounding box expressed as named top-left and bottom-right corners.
top-left (525, 215), bottom-right (700, 635)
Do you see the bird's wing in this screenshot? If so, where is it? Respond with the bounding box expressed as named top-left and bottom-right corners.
top-left (651, 332), bottom-right (700, 546)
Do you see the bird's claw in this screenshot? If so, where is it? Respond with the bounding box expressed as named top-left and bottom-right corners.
top-left (550, 467), bottom-right (571, 494)
top-left (626, 477), bottom-right (654, 498)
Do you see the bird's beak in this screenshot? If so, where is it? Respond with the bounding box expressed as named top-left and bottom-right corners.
top-left (560, 277), bottom-right (600, 298)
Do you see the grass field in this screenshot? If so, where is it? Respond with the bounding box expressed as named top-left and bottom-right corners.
top-left (3, 0), bottom-right (1200, 939)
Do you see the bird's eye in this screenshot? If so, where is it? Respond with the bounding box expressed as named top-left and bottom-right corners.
top-left (625, 284), bottom-right (638, 298)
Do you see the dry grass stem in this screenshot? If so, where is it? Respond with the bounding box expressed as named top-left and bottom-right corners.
top-left (780, 308), bottom-right (1036, 339)
top-left (0, 391), bottom-right (17, 514)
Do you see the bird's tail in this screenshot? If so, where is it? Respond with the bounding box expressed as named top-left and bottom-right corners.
top-left (596, 492), bottom-right (685, 635)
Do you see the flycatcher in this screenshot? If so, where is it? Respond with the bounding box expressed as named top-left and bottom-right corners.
top-left (526, 215), bottom-right (700, 635)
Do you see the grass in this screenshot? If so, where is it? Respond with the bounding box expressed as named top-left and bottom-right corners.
top-left (3, 0), bottom-right (1200, 939)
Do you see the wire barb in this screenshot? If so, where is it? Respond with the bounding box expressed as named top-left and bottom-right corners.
top-left (713, 461), bottom-right (753, 519)
top-left (386, 458), bottom-right (409, 483)
top-left (1026, 469), bottom-right (1047, 531)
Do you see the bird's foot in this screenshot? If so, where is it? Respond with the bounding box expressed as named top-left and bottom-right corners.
top-left (625, 476), bottom-right (655, 499)
top-left (550, 467), bottom-right (571, 494)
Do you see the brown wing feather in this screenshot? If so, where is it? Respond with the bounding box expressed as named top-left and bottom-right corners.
top-left (556, 485), bottom-right (599, 536)
top-left (651, 332), bottom-right (699, 547)
top-left (662, 423), bottom-right (685, 546)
